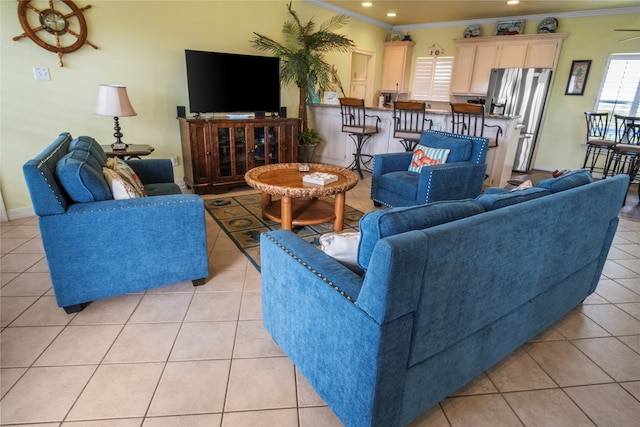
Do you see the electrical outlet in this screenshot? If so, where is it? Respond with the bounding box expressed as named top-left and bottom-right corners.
top-left (33, 67), bottom-right (50, 81)
top-left (171, 156), bottom-right (179, 166)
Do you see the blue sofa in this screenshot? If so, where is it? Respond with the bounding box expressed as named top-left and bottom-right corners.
top-left (23, 132), bottom-right (209, 313)
top-left (371, 130), bottom-right (488, 207)
top-left (260, 169), bottom-right (628, 427)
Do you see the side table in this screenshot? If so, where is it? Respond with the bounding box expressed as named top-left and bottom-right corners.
top-left (101, 144), bottom-right (155, 159)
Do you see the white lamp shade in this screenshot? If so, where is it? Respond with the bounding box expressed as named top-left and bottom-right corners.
top-left (94, 84), bottom-right (137, 117)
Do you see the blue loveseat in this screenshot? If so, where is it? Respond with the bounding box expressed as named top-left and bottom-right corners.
top-left (23, 132), bottom-right (209, 313)
top-left (260, 169), bottom-right (628, 426)
top-left (371, 130), bottom-right (488, 207)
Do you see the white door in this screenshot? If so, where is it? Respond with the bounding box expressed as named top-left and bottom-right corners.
top-left (349, 49), bottom-right (375, 106)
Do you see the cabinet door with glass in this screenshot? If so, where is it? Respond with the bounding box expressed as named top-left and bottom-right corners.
top-left (251, 124), bottom-right (281, 167)
top-left (214, 124), bottom-right (248, 180)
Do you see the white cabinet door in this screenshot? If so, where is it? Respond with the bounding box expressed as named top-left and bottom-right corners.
top-left (524, 40), bottom-right (561, 68)
top-left (450, 44), bottom-right (477, 94)
top-left (381, 42), bottom-right (414, 93)
top-left (497, 43), bottom-right (528, 68)
top-left (469, 44), bottom-right (499, 95)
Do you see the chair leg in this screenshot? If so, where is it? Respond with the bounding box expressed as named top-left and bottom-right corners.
top-left (347, 133), bottom-right (374, 178)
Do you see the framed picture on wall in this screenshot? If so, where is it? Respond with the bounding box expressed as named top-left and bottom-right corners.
top-left (565, 60), bottom-right (592, 96)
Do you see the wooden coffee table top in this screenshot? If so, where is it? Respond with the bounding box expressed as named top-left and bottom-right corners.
top-left (245, 163), bottom-right (358, 197)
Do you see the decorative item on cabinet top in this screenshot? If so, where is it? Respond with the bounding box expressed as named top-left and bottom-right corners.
top-left (537, 17), bottom-right (558, 33)
top-left (464, 24), bottom-right (481, 38)
top-left (494, 19), bottom-right (525, 36)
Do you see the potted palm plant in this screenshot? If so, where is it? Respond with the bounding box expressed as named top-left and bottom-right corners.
top-left (250, 2), bottom-right (354, 162)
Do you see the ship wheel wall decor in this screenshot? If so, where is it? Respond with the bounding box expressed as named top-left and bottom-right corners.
top-left (13, 0), bottom-right (98, 67)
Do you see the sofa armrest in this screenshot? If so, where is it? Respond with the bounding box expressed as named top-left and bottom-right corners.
top-left (417, 162), bottom-right (487, 203)
top-left (125, 159), bottom-right (174, 184)
top-left (373, 152), bottom-right (413, 176)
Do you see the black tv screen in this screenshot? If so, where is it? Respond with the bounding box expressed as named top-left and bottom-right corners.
top-left (185, 49), bottom-right (281, 114)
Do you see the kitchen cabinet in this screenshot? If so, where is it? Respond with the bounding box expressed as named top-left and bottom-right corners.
top-left (178, 117), bottom-right (298, 194)
top-left (451, 33), bottom-right (566, 95)
top-left (381, 41), bottom-right (415, 93)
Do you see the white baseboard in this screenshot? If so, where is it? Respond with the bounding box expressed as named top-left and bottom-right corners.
top-left (6, 206), bottom-right (36, 221)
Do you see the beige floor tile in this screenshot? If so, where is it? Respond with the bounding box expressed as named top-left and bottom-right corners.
top-left (128, 293), bottom-right (192, 323)
top-left (10, 237), bottom-right (45, 254)
top-left (580, 303), bottom-right (640, 335)
top-left (0, 296), bottom-right (37, 327)
top-left (486, 348), bottom-right (556, 392)
top-left (0, 253), bottom-right (45, 273)
top-left (601, 260), bottom-right (639, 279)
top-left (440, 394), bottom-right (522, 427)
top-left (35, 325), bottom-right (123, 366)
top-left (405, 404), bottom-right (450, 427)
top-left (170, 321), bottom-right (236, 361)
top-left (619, 334), bottom-right (640, 353)
top-left (225, 357), bottom-right (296, 412)
top-left (143, 414), bottom-right (221, 427)
top-left (0, 272), bottom-right (52, 296)
top-left (243, 268), bottom-right (262, 291)
top-left (211, 250), bottom-right (250, 271)
top-left (67, 363), bottom-right (164, 421)
top-left (233, 320), bottom-right (284, 358)
top-left (572, 337), bottom-right (640, 381)
top-left (583, 292), bottom-right (610, 304)
top-left (564, 383), bottom-right (640, 427)
top-left (296, 367), bottom-right (327, 407)
top-left (0, 326), bottom-right (63, 367)
top-left (206, 269), bottom-right (246, 292)
top-left (618, 302), bottom-right (640, 319)
top-left (1, 367), bottom-right (27, 398)
top-left (613, 257), bottom-right (640, 275)
top-left (450, 372), bottom-right (498, 396)
top-left (1, 238), bottom-right (30, 254)
top-left (222, 409), bottom-right (297, 427)
top-left (185, 292), bottom-right (242, 322)
top-left (504, 388), bottom-right (594, 426)
top-left (528, 325), bottom-right (565, 341)
top-left (524, 341), bottom-right (612, 387)
top-left (11, 296), bottom-right (76, 326)
top-left (63, 418), bottom-right (143, 426)
top-left (103, 323), bottom-right (180, 363)
top-left (298, 406), bottom-right (343, 427)
top-left (147, 360), bottom-right (230, 416)
top-left (621, 381), bottom-right (640, 400)
top-left (26, 256), bottom-right (50, 273)
top-left (0, 365), bottom-right (95, 424)
top-left (145, 280), bottom-right (197, 293)
top-left (70, 294), bottom-right (143, 325)
top-left (1, 272), bottom-right (20, 286)
top-left (0, 225), bottom-right (40, 239)
top-left (553, 309), bottom-right (611, 339)
top-left (616, 277), bottom-right (640, 293)
top-left (239, 290), bottom-right (262, 320)
top-left (596, 280), bottom-right (640, 303)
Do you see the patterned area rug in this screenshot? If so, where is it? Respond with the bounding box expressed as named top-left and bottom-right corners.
top-left (204, 193), bottom-right (364, 271)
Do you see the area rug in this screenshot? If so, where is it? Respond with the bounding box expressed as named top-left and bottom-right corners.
top-left (204, 193), bottom-right (364, 271)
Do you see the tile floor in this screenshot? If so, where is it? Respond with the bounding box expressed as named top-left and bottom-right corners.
top-left (2, 174), bottom-right (640, 426)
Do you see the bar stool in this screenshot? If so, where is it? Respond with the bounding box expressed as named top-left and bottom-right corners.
top-left (604, 115), bottom-right (640, 203)
top-left (339, 97), bottom-right (381, 178)
top-left (392, 101), bottom-right (433, 151)
top-left (582, 112), bottom-right (615, 178)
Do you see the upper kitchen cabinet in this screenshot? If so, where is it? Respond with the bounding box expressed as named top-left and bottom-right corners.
top-left (451, 33), bottom-right (566, 95)
top-left (381, 41), bottom-right (415, 93)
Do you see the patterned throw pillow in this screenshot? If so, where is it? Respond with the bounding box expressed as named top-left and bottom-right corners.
top-left (102, 158), bottom-right (147, 199)
top-left (408, 144), bottom-right (450, 172)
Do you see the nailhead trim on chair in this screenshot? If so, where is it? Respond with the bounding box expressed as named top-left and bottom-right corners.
top-left (264, 233), bottom-right (356, 303)
top-left (63, 198), bottom-right (202, 215)
top-left (37, 142), bottom-right (68, 210)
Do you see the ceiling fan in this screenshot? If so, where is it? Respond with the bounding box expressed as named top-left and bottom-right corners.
top-left (616, 29), bottom-right (640, 42)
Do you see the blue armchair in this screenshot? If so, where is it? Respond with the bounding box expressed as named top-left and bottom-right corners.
top-left (23, 133), bottom-right (209, 313)
top-left (371, 130), bottom-right (488, 207)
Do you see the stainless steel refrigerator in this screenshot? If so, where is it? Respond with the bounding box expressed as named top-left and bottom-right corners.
top-left (486, 68), bottom-right (553, 172)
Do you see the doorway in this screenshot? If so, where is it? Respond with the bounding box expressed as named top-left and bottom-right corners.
top-left (349, 49), bottom-right (375, 106)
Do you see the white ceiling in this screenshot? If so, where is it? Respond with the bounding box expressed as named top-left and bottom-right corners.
top-left (315, 0), bottom-right (640, 27)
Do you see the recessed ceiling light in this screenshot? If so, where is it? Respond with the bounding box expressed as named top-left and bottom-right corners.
top-left (507, 0), bottom-right (519, 5)
top-left (387, 12), bottom-right (396, 17)
top-left (362, 2), bottom-right (372, 7)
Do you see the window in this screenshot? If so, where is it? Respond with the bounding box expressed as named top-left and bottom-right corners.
top-left (594, 53), bottom-right (640, 117)
top-left (411, 56), bottom-right (454, 102)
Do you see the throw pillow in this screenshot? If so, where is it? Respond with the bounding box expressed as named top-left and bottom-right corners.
top-left (476, 187), bottom-right (551, 211)
top-left (102, 158), bottom-right (147, 199)
top-left (56, 149), bottom-right (113, 202)
top-left (536, 169), bottom-right (592, 193)
top-left (408, 144), bottom-right (450, 172)
top-left (319, 232), bottom-right (363, 275)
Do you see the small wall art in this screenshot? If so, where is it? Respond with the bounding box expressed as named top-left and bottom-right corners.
top-left (565, 60), bottom-right (591, 96)
top-left (494, 19), bottom-right (525, 36)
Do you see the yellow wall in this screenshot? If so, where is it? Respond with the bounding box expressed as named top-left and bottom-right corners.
top-left (1, 1), bottom-right (638, 216)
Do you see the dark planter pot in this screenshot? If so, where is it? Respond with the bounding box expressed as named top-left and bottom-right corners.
top-left (298, 144), bottom-right (318, 163)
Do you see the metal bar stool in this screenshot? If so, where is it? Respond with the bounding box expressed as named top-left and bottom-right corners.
top-left (392, 101), bottom-right (433, 151)
top-left (582, 112), bottom-right (615, 178)
top-left (339, 97), bottom-right (381, 178)
top-left (604, 115), bottom-right (640, 203)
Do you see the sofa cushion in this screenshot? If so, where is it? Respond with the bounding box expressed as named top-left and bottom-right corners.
top-left (56, 150), bottom-right (113, 202)
top-left (419, 131), bottom-right (472, 163)
top-left (357, 199), bottom-right (486, 270)
top-left (144, 182), bottom-right (182, 196)
top-left (408, 145), bottom-right (450, 172)
top-left (103, 158), bottom-right (147, 199)
top-left (69, 135), bottom-right (108, 165)
top-left (536, 169), bottom-right (592, 192)
top-left (476, 187), bottom-right (552, 210)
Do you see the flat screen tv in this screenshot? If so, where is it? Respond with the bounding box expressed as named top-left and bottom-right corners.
top-left (185, 49), bottom-right (281, 115)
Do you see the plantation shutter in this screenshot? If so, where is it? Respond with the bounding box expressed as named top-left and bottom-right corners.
top-left (595, 53), bottom-right (640, 117)
top-left (411, 56), bottom-right (454, 102)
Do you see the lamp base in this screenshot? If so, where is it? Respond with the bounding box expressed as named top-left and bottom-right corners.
top-left (111, 142), bottom-right (128, 151)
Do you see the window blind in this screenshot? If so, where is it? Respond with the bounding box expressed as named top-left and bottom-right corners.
top-left (595, 53), bottom-right (640, 118)
top-left (411, 56), bottom-right (454, 102)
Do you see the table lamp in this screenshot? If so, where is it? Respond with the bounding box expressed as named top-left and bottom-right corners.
top-left (94, 84), bottom-right (137, 150)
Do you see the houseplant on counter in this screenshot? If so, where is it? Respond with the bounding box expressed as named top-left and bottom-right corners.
top-left (250, 1), bottom-right (354, 155)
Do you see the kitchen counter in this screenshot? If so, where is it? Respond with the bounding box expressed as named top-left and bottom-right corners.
top-left (309, 104), bottom-right (520, 187)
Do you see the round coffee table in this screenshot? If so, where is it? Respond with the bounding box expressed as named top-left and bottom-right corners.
top-left (244, 163), bottom-right (359, 231)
